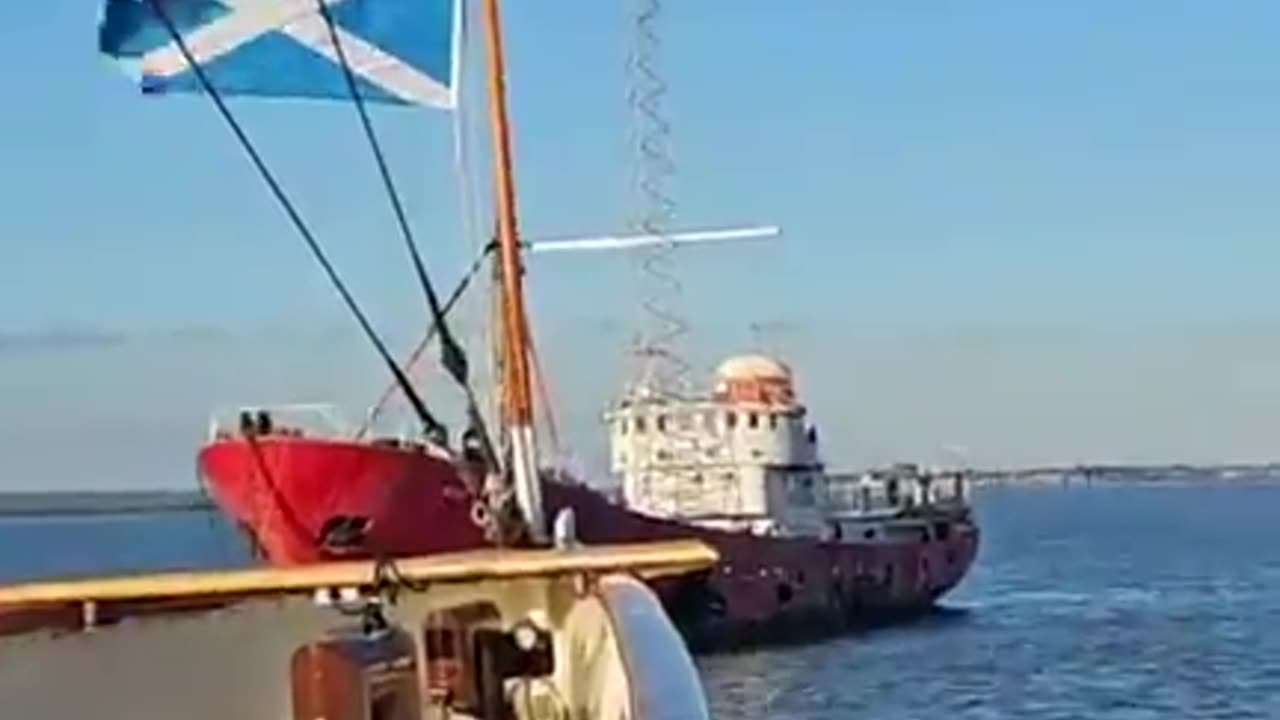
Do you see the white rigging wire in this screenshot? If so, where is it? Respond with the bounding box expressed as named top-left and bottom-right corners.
top-left (449, 0), bottom-right (494, 428)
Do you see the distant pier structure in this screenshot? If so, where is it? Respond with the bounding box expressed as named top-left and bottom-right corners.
top-left (960, 462), bottom-right (1280, 486)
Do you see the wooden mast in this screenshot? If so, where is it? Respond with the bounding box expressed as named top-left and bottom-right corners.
top-left (479, 0), bottom-right (546, 541)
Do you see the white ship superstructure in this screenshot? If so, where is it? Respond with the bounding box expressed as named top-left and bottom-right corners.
top-left (607, 354), bottom-right (971, 542)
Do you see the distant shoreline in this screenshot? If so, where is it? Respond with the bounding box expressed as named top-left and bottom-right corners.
top-left (0, 491), bottom-right (214, 517)
top-left (4, 465), bottom-right (1279, 517)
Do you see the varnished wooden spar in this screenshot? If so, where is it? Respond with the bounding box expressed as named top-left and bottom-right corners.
top-left (0, 540), bottom-right (716, 608)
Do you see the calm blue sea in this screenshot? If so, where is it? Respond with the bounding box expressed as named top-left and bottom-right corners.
top-left (3, 481), bottom-right (1278, 719)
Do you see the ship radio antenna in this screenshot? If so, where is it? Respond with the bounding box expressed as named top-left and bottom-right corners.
top-left (625, 0), bottom-right (689, 400)
top-left (620, 0), bottom-right (721, 518)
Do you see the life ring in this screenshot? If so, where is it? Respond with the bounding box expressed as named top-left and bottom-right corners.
top-left (470, 500), bottom-right (491, 530)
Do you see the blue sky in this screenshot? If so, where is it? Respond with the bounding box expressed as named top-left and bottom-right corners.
top-left (3, 1), bottom-right (1280, 489)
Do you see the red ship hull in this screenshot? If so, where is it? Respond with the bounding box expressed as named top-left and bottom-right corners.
top-left (198, 435), bottom-right (978, 650)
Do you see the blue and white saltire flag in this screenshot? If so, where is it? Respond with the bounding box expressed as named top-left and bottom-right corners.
top-left (97, 0), bottom-right (461, 109)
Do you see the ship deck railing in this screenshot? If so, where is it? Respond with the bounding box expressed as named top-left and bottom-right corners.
top-left (207, 402), bottom-right (353, 442)
top-left (206, 402), bottom-right (437, 446)
top-left (823, 473), bottom-right (970, 517)
top-left (823, 498), bottom-right (969, 523)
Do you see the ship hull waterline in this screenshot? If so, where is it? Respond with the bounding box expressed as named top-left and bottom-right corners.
top-left (198, 436), bottom-right (979, 653)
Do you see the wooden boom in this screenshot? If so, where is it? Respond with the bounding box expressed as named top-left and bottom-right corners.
top-left (0, 540), bottom-right (717, 608)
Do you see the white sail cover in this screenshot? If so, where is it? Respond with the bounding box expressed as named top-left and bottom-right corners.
top-left (97, 0), bottom-right (461, 108)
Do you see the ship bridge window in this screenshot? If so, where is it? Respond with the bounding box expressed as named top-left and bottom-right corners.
top-left (725, 411), bottom-right (738, 429)
top-left (748, 412), bottom-right (759, 429)
top-left (656, 414), bottom-right (667, 432)
top-left (768, 413), bottom-right (779, 430)
top-left (635, 417), bottom-right (647, 434)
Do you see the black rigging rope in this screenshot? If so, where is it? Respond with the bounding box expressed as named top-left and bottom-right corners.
top-left (313, 1), bottom-right (500, 466)
top-left (143, 0), bottom-right (444, 437)
top-left (360, 240), bottom-right (496, 436)
top-left (311, 1), bottom-right (468, 385)
top-left (419, 240), bottom-right (498, 366)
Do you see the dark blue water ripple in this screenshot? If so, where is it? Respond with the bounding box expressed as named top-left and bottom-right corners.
top-left (699, 481), bottom-right (1280, 719)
